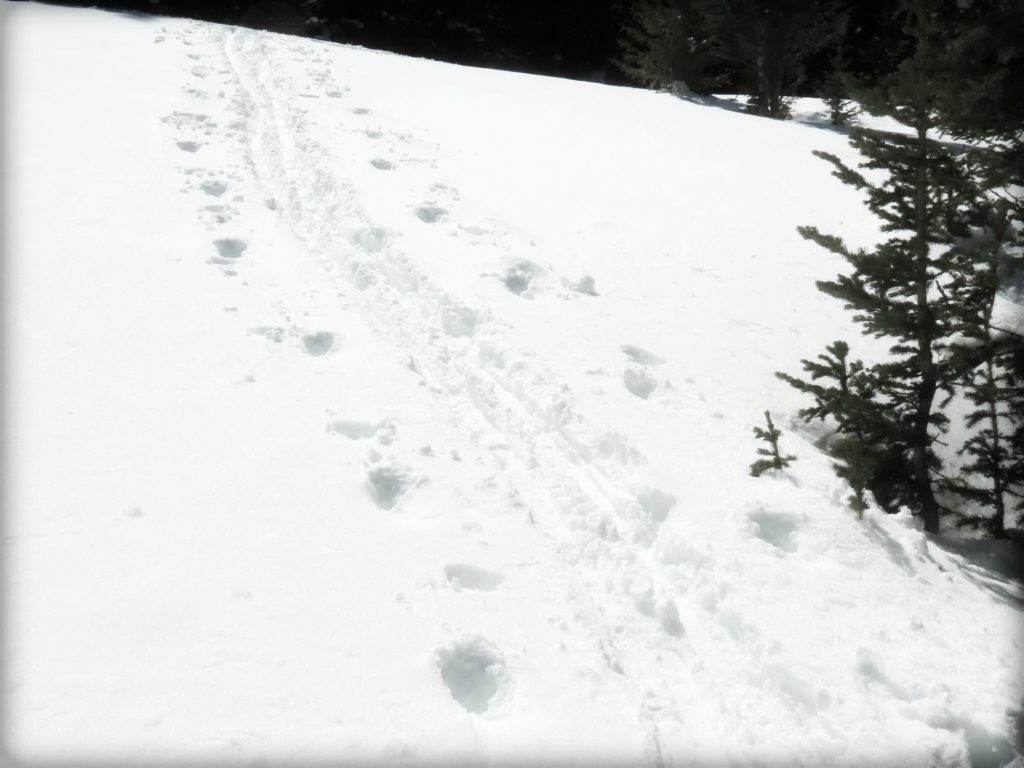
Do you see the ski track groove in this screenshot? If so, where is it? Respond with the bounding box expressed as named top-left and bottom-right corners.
top-left (218, 26), bottom-right (839, 762)
top-left (222, 27), bottom-right (684, 759)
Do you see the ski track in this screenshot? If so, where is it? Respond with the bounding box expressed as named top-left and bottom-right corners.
top-left (178, 25), bottom-right (899, 763)
top-left (220, 26), bottom-right (698, 757)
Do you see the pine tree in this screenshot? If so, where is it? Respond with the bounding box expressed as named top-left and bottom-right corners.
top-left (695, 0), bottom-right (843, 119)
top-left (750, 410), bottom-right (797, 477)
top-left (932, 0), bottom-right (1024, 225)
top-left (776, 341), bottom-right (880, 515)
top-left (817, 10), bottom-right (858, 127)
top-left (620, 0), bottom-right (845, 115)
top-left (943, 213), bottom-right (1024, 536)
top-left (791, 0), bottom-right (981, 533)
top-left (618, 0), bottom-right (712, 92)
top-left (930, 0), bottom-right (1024, 538)
top-left (820, 71), bottom-right (859, 127)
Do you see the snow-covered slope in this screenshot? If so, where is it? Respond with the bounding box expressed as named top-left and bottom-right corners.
top-left (4, 3), bottom-right (1022, 765)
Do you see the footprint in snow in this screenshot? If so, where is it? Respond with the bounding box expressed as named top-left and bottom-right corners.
top-left (573, 274), bottom-right (599, 296)
top-left (503, 268), bottom-right (531, 296)
top-left (623, 367), bottom-right (658, 399)
top-left (209, 238), bottom-right (246, 265)
top-left (500, 260), bottom-right (544, 297)
top-left (443, 563), bottom-right (505, 591)
top-left (637, 486), bottom-right (676, 532)
top-left (301, 331), bottom-right (336, 356)
top-left (747, 507), bottom-right (800, 553)
top-left (621, 345), bottom-right (667, 399)
top-left (366, 462), bottom-right (415, 510)
top-left (436, 635), bottom-right (505, 714)
top-left (621, 344), bottom-right (666, 367)
top-left (414, 206), bottom-right (447, 224)
top-left (176, 140), bottom-right (201, 152)
top-left (327, 420), bottom-right (378, 439)
top-left (329, 418), bottom-right (396, 444)
top-left (200, 180), bottom-right (228, 197)
top-left (370, 158), bottom-right (394, 171)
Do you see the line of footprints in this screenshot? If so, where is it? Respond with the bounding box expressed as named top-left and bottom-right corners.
top-left (156, 27), bottom-right (691, 717)
top-left (285, 41), bottom-right (603, 304)
top-left (325, 412), bottom-right (510, 715)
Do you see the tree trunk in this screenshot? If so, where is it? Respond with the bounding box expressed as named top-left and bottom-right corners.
top-left (913, 115), bottom-right (942, 534)
top-left (754, 48), bottom-right (770, 116)
top-left (985, 349), bottom-right (1007, 538)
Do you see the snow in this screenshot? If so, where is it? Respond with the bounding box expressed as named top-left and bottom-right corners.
top-left (3, 2), bottom-right (1022, 765)
top-left (993, 261), bottom-right (1024, 339)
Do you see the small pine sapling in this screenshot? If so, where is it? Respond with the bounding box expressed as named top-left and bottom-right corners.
top-left (750, 410), bottom-right (797, 477)
top-left (777, 340), bottom-right (880, 517)
top-left (818, 10), bottom-right (858, 127)
top-left (820, 69), bottom-right (859, 127)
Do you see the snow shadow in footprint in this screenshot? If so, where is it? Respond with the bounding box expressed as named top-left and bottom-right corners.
top-left (621, 345), bottom-right (666, 367)
top-left (366, 464), bottom-right (413, 510)
top-left (302, 331), bottom-right (335, 356)
top-left (638, 487), bottom-right (676, 530)
top-left (370, 158), bottom-right (394, 170)
top-left (623, 367), bottom-right (658, 399)
top-left (210, 238), bottom-right (246, 265)
top-left (436, 636), bottom-right (505, 714)
top-left (748, 508), bottom-right (799, 553)
top-left (501, 261), bottom-right (543, 296)
top-left (444, 563), bottom-right (505, 591)
top-left (415, 206), bottom-right (447, 224)
top-left (200, 180), bottom-right (228, 197)
top-left (327, 420), bottom-right (378, 439)
top-left (176, 141), bottom-right (201, 152)
top-left (574, 275), bottom-right (599, 296)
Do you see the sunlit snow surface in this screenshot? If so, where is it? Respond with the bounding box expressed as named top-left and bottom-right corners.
top-left (4, 3), bottom-right (1022, 765)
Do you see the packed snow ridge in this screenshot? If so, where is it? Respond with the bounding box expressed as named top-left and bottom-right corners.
top-left (4, 2), bottom-right (1022, 766)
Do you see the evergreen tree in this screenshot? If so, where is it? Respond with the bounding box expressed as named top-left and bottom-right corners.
top-left (750, 410), bottom-right (797, 476)
top-left (776, 341), bottom-right (879, 515)
top-left (943, 213), bottom-right (1024, 537)
top-left (931, 0), bottom-right (1024, 538)
top-left (932, 0), bottom-right (1024, 223)
top-left (620, 0), bottom-right (846, 115)
top-left (817, 10), bottom-right (859, 127)
top-left (618, 0), bottom-right (712, 92)
top-left (695, 0), bottom-right (843, 118)
top-left (820, 70), bottom-right (859, 127)
top-left (789, 0), bottom-right (981, 533)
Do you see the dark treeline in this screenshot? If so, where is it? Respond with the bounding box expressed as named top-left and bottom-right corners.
top-left (32, 0), bottom-right (915, 89)
top-left (32, 0), bottom-right (631, 82)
